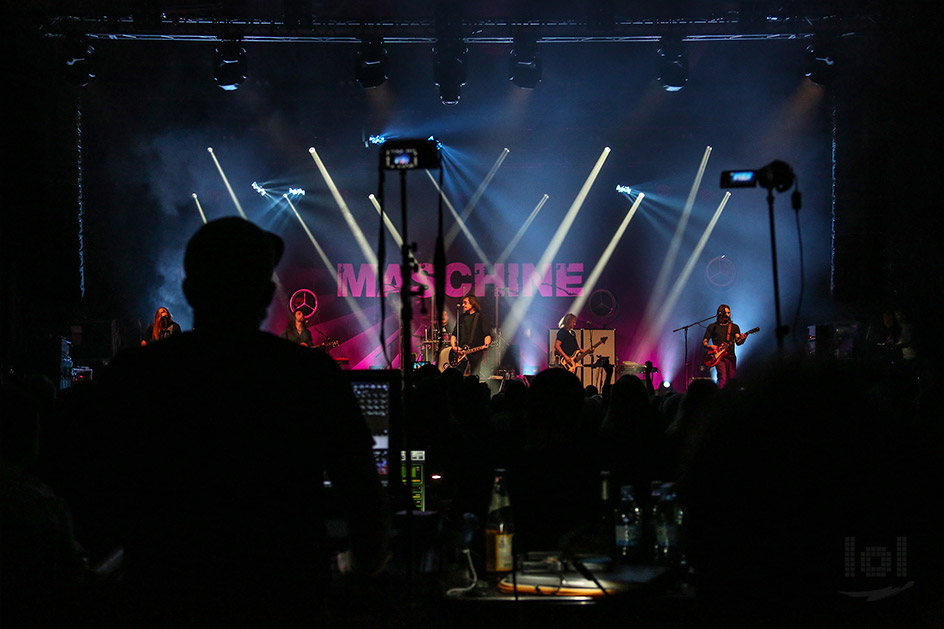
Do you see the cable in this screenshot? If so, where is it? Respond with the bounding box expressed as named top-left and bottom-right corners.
top-left (445, 549), bottom-right (478, 596)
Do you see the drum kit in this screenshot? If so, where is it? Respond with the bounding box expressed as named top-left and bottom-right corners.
top-left (414, 325), bottom-right (451, 367)
top-left (414, 323), bottom-right (501, 373)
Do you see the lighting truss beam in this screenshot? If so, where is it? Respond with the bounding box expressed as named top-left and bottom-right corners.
top-left (43, 13), bottom-right (882, 43)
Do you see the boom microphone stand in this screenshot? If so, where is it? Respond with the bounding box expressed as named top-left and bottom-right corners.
top-left (673, 315), bottom-right (716, 389)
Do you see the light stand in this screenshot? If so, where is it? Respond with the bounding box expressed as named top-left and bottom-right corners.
top-left (758, 160), bottom-right (798, 352)
top-left (765, 186), bottom-right (787, 352)
top-left (721, 160), bottom-right (799, 354)
top-left (377, 138), bottom-right (442, 609)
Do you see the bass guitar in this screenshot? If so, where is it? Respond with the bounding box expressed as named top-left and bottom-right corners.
top-left (704, 327), bottom-right (759, 367)
top-left (557, 336), bottom-right (608, 373)
top-left (444, 344), bottom-right (490, 370)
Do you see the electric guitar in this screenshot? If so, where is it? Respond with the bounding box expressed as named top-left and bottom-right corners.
top-left (557, 336), bottom-right (608, 373)
top-left (447, 344), bottom-right (490, 368)
top-left (300, 339), bottom-right (340, 351)
top-left (704, 327), bottom-right (759, 367)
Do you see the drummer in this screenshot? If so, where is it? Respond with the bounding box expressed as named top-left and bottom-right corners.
top-left (437, 309), bottom-right (450, 345)
top-left (415, 310), bottom-right (451, 366)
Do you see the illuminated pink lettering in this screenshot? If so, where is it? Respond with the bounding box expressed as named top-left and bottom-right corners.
top-left (412, 263), bottom-right (434, 298)
top-left (446, 262), bottom-right (471, 297)
top-left (474, 263), bottom-right (506, 297)
top-left (382, 265), bottom-right (402, 295)
top-left (337, 263), bottom-right (376, 297)
top-left (522, 263), bottom-right (552, 297)
top-left (336, 262), bottom-right (583, 298)
top-left (556, 263), bottom-right (584, 296)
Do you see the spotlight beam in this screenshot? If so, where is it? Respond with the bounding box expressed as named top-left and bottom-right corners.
top-left (444, 148), bottom-right (510, 248)
top-left (286, 194), bottom-right (371, 331)
top-left (495, 194), bottom-right (549, 266)
top-left (368, 193), bottom-right (427, 277)
top-left (641, 146), bottom-right (712, 332)
top-left (369, 194), bottom-right (405, 248)
top-left (192, 193), bottom-right (208, 224)
top-left (353, 321), bottom-right (402, 370)
top-left (308, 147), bottom-right (377, 266)
top-left (206, 147), bottom-right (248, 219)
top-left (568, 192), bottom-right (645, 315)
top-left (634, 191), bottom-right (731, 360)
top-left (424, 170), bottom-right (491, 268)
top-left (501, 147), bottom-right (611, 345)
top-left (205, 147), bottom-right (287, 291)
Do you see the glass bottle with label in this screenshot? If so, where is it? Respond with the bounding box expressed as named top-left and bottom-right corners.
top-left (485, 469), bottom-right (515, 573)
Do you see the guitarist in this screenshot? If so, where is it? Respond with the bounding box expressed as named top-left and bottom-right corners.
top-left (280, 307), bottom-right (314, 347)
top-left (450, 294), bottom-right (492, 378)
top-left (703, 304), bottom-right (744, 388)
top-left (554, 313), bottom-right (595, 371)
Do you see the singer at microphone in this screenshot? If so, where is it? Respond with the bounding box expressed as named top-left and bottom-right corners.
top-left (450, 294), bottom-right (492, 379)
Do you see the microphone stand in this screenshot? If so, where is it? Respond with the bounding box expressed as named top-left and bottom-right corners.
top-left (673, 315), bottom-right (716, 390)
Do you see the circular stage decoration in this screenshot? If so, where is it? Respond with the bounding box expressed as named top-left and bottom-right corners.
top-left (705, 255), bottom-right (737, 289)
top-left (290, 289), bottom-right (318, 319)
top-left (589, 289), bottom-right (617, 318)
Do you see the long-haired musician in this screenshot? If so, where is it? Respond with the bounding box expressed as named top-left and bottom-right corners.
top-left (141, 307), bottom-right (181, 346)
top-left (554, 313), bottom-right (596, 371)
top-left (449, 294), bottom-right (492, 379)
top-left (703, 304), bottom-right (744, 388)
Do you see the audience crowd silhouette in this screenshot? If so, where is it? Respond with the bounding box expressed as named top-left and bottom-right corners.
top-left (2, 219), bottom-right (940, 628)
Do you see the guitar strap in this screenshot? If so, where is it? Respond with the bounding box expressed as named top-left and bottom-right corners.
top-left (470, 312), bottom-right (481, 346)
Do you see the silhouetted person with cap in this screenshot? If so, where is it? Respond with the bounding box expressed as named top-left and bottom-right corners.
top-left (78, 217), bottom-right (390, 628)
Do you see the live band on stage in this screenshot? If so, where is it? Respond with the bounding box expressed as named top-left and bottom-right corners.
top-left (275, 293), bottom-right (754, 390)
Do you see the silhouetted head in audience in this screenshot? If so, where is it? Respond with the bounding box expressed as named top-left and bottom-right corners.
top-left (183, 217), bottom-right (284, 331)
top-left (0, 384), bottom-right (40, 470)
top-left (525, 368), bottom-right (584, 441)
top-left (604, 375), bottom-right (650, 423)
